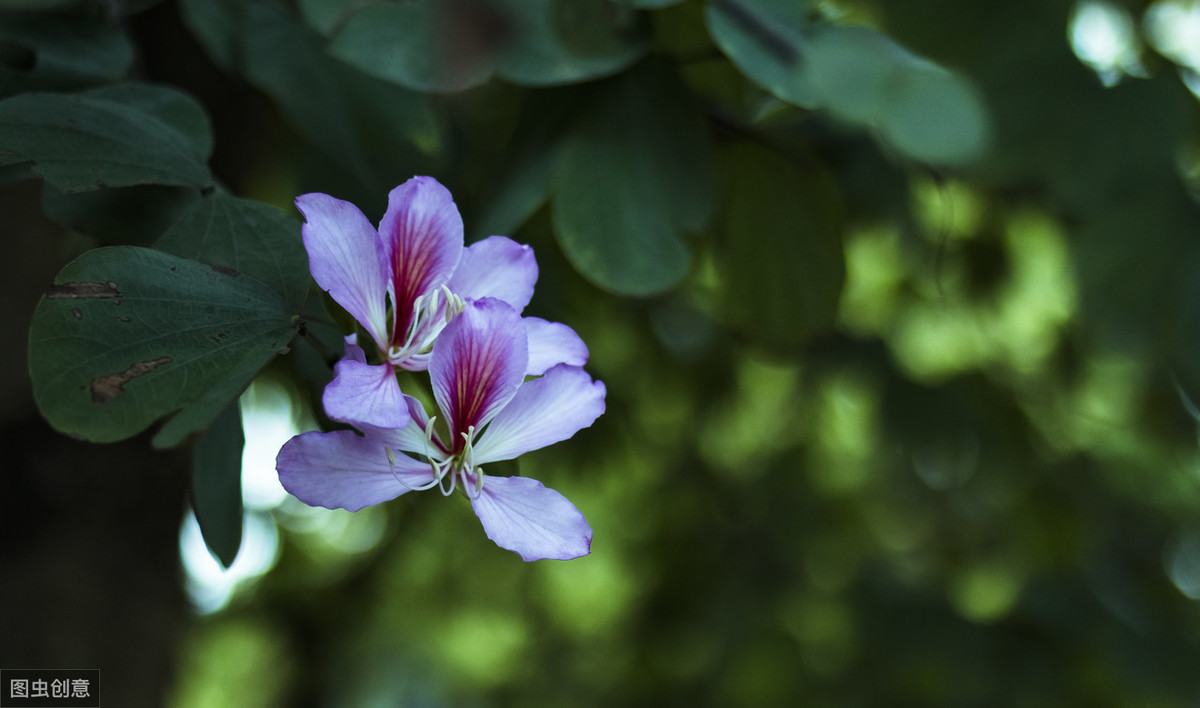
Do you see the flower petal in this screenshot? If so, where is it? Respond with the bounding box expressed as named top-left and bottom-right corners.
top-left (276, 430), bottom-right (431, 512)
top-left (470, 475), bottom-right (592, 561)
top-left (380, 176), bottom-right (464, 337)
top-left (473, 365), bottom-right (605, 464)
top-left (524, 317), bottom-right (589, 375)
top-left (322, 337), bottom-right (408, 429)
top-left (430, 298), bottom-right (528, 440)
top-left (383, 395), bottom-right (451, 459)
top-left (296, 193), bottom-right (391, 350)
top-left (448, 236), bottom-right (537, 312)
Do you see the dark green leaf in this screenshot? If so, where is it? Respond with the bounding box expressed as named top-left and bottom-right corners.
top-left (0, 86), bottom-right (213, 192)
top-left (327, 1), bottom-right (497, 93)
top-left (41, 183), bottom-right (202, 245)
top-left (0, 6), bottom-right (133, 97)
top-left (715, 142), bottom-right (844, 353)
top-left (297, 0), bottom-right (355, 35)
top-left (191, 399), bottom-right (245, 568)
top-left (29, 246), bottom-right (298, 444)
top-left (805, 25), bottom-right (903, 123)
top-left (180, 0), bottom-right (443, 188)
top-left (705, 0), bottom-right (820, 108)
top-left (155, 191), bottom-right (309, 311)
top-left (877, 60), bottom-right (990, 166)
top-left (84, 83), bottom-right (215, 164)
top-left (495, 0), bottom-right (650, 87)
top-left (552, 61), bottom-right (715, 295)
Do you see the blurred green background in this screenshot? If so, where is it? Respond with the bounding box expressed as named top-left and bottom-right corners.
top-left (7, 0), bottom-right (1200, 705)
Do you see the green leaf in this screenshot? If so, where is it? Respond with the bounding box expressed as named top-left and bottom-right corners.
top-left (29, 246), bottom-right (299, 445)
top-left (471, 91), bottom-right (581, 241)
top-left (618, 0), bottom-right (686, 7)
top-left (495, 0), bottom-right (650, 87)
top-left (180, 0), bottom-right (443, 188)
top-left (552, 61), bottom-right (715, 296)
top-left (715, 142), bottom-right (844, 353)
top-left (191, 399), bottom-right (245, 568)
top-left (805, 25), bottom-right (903, 123)
top-left (0, 85), bottom-right (213, 192)
top-left (705, 0), bottom-right (820, 109)
top-left (876, 59), bottom-right (990, 166)
top-left (327, 1), bottom-right (497, 93)
top-left (83, 83), bottom-right (215, 164)
top-left (155, 191), bottom-right (310, 311)
top-left (297, 0), bottom-right (355, 35)
top-left (0, 5), bottom-right (133, 97)
top-left (41, 183), bottom-right (202, 245)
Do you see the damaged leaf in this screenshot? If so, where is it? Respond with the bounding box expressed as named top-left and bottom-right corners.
top-left (28, 246), bottom-right (299, 445)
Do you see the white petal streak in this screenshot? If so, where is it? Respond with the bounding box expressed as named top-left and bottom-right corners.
top-left (470, 476), bottom-right (592, 561)
top-left (473, 365), bottom-right (605, 463)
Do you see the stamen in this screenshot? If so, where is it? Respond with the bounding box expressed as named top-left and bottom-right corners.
top-left (438, 462), bottom-right (458, 496)
top-left (440, 285), bottom-right (466, 322)
top-left (459, 425), bottom-right (476, 471)
top-left (385, 446), bottom-right (396, 466)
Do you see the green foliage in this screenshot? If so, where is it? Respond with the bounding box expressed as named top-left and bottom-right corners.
top-left (0, 85), bottom-right (213, 191)
top-left (191, 401), bottom-right (245, 568)
top-left (9, 0), bottom-right (1200, 705)
top-left (552, 60), bottom-right (715, 295)
top-left (27, 246), bottom-right (298, 445)
top-left (0, 4), bottom-right (132, 97)
top-left (714, 142), bottom-right (844, 353)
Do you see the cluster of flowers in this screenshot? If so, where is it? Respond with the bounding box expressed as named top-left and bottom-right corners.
top-left (274, 177), bottom-right (605, 561)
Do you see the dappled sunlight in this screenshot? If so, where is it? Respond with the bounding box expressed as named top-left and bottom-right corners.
top-left (1070, 1), bottom-right (1147, 86)
top-left (179, 511), bottom-right (279, 615)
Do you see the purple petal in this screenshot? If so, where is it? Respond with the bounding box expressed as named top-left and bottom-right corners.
top-left (321, 338), bottom-right (408, 430)
top-left (470, 476), bottom-right (592, 561)
top-left (276, 430), bottom-right (431, 512)
top-left (379, 177), bottom-right (464, 338)
top-left (385, 395), bottom-right (452, 458)
top-left (473, 365), bottom-right (605, 464)
top-left (524, 317), bottom-right (589, 375)
top-left (448, 236), bottom-right (537, 312)
top-left (430, 298), bottom-right (528, 441)
top-left (296, 193), bottom-right (391, 351)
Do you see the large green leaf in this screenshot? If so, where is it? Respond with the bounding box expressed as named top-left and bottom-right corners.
top-left (0, 5), bottom-right (133, 98)
top-left (40, 183), bottom-right (202, 245)
top-left (327, 1), bottom-right (497, 93)
top-left (494, 0), bottom-right (650, 87)
top-left (552, 61), bottom-right (715, 296)
top-left (705, 0), bottom-right (820, 109)
top-left (806, 24), bottom-right (989, 164)
top-left (0, 85), bottom-right (213, 192)
top-left (715, 142), bottom-right (844, 353)
top-left (181, 0), bottom-right (443, 188)
top-left (155, 191), bottom-right (309, 312)
top-left (191, 400), bottom-right (245, 569)
top-left (29, 246), bottom-right (299, 445)
top-left (318, 0), bottom-right (648, 92)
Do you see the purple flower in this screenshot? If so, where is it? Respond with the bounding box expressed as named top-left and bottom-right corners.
top-left (296, 176), bottom-right (585, 430)
top-left (277, 298), bottom-right (605, 561)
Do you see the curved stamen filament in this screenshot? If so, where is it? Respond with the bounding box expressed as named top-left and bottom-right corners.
top-left (385, 416), bottom-right (488, 499)
top-left (387, 286), bottom-right (468, 365)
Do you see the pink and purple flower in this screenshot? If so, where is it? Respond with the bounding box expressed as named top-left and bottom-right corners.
top-left (296, 176), bottom-right (585, 430)
top-left (278, 298), bottom-right (604, 561)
